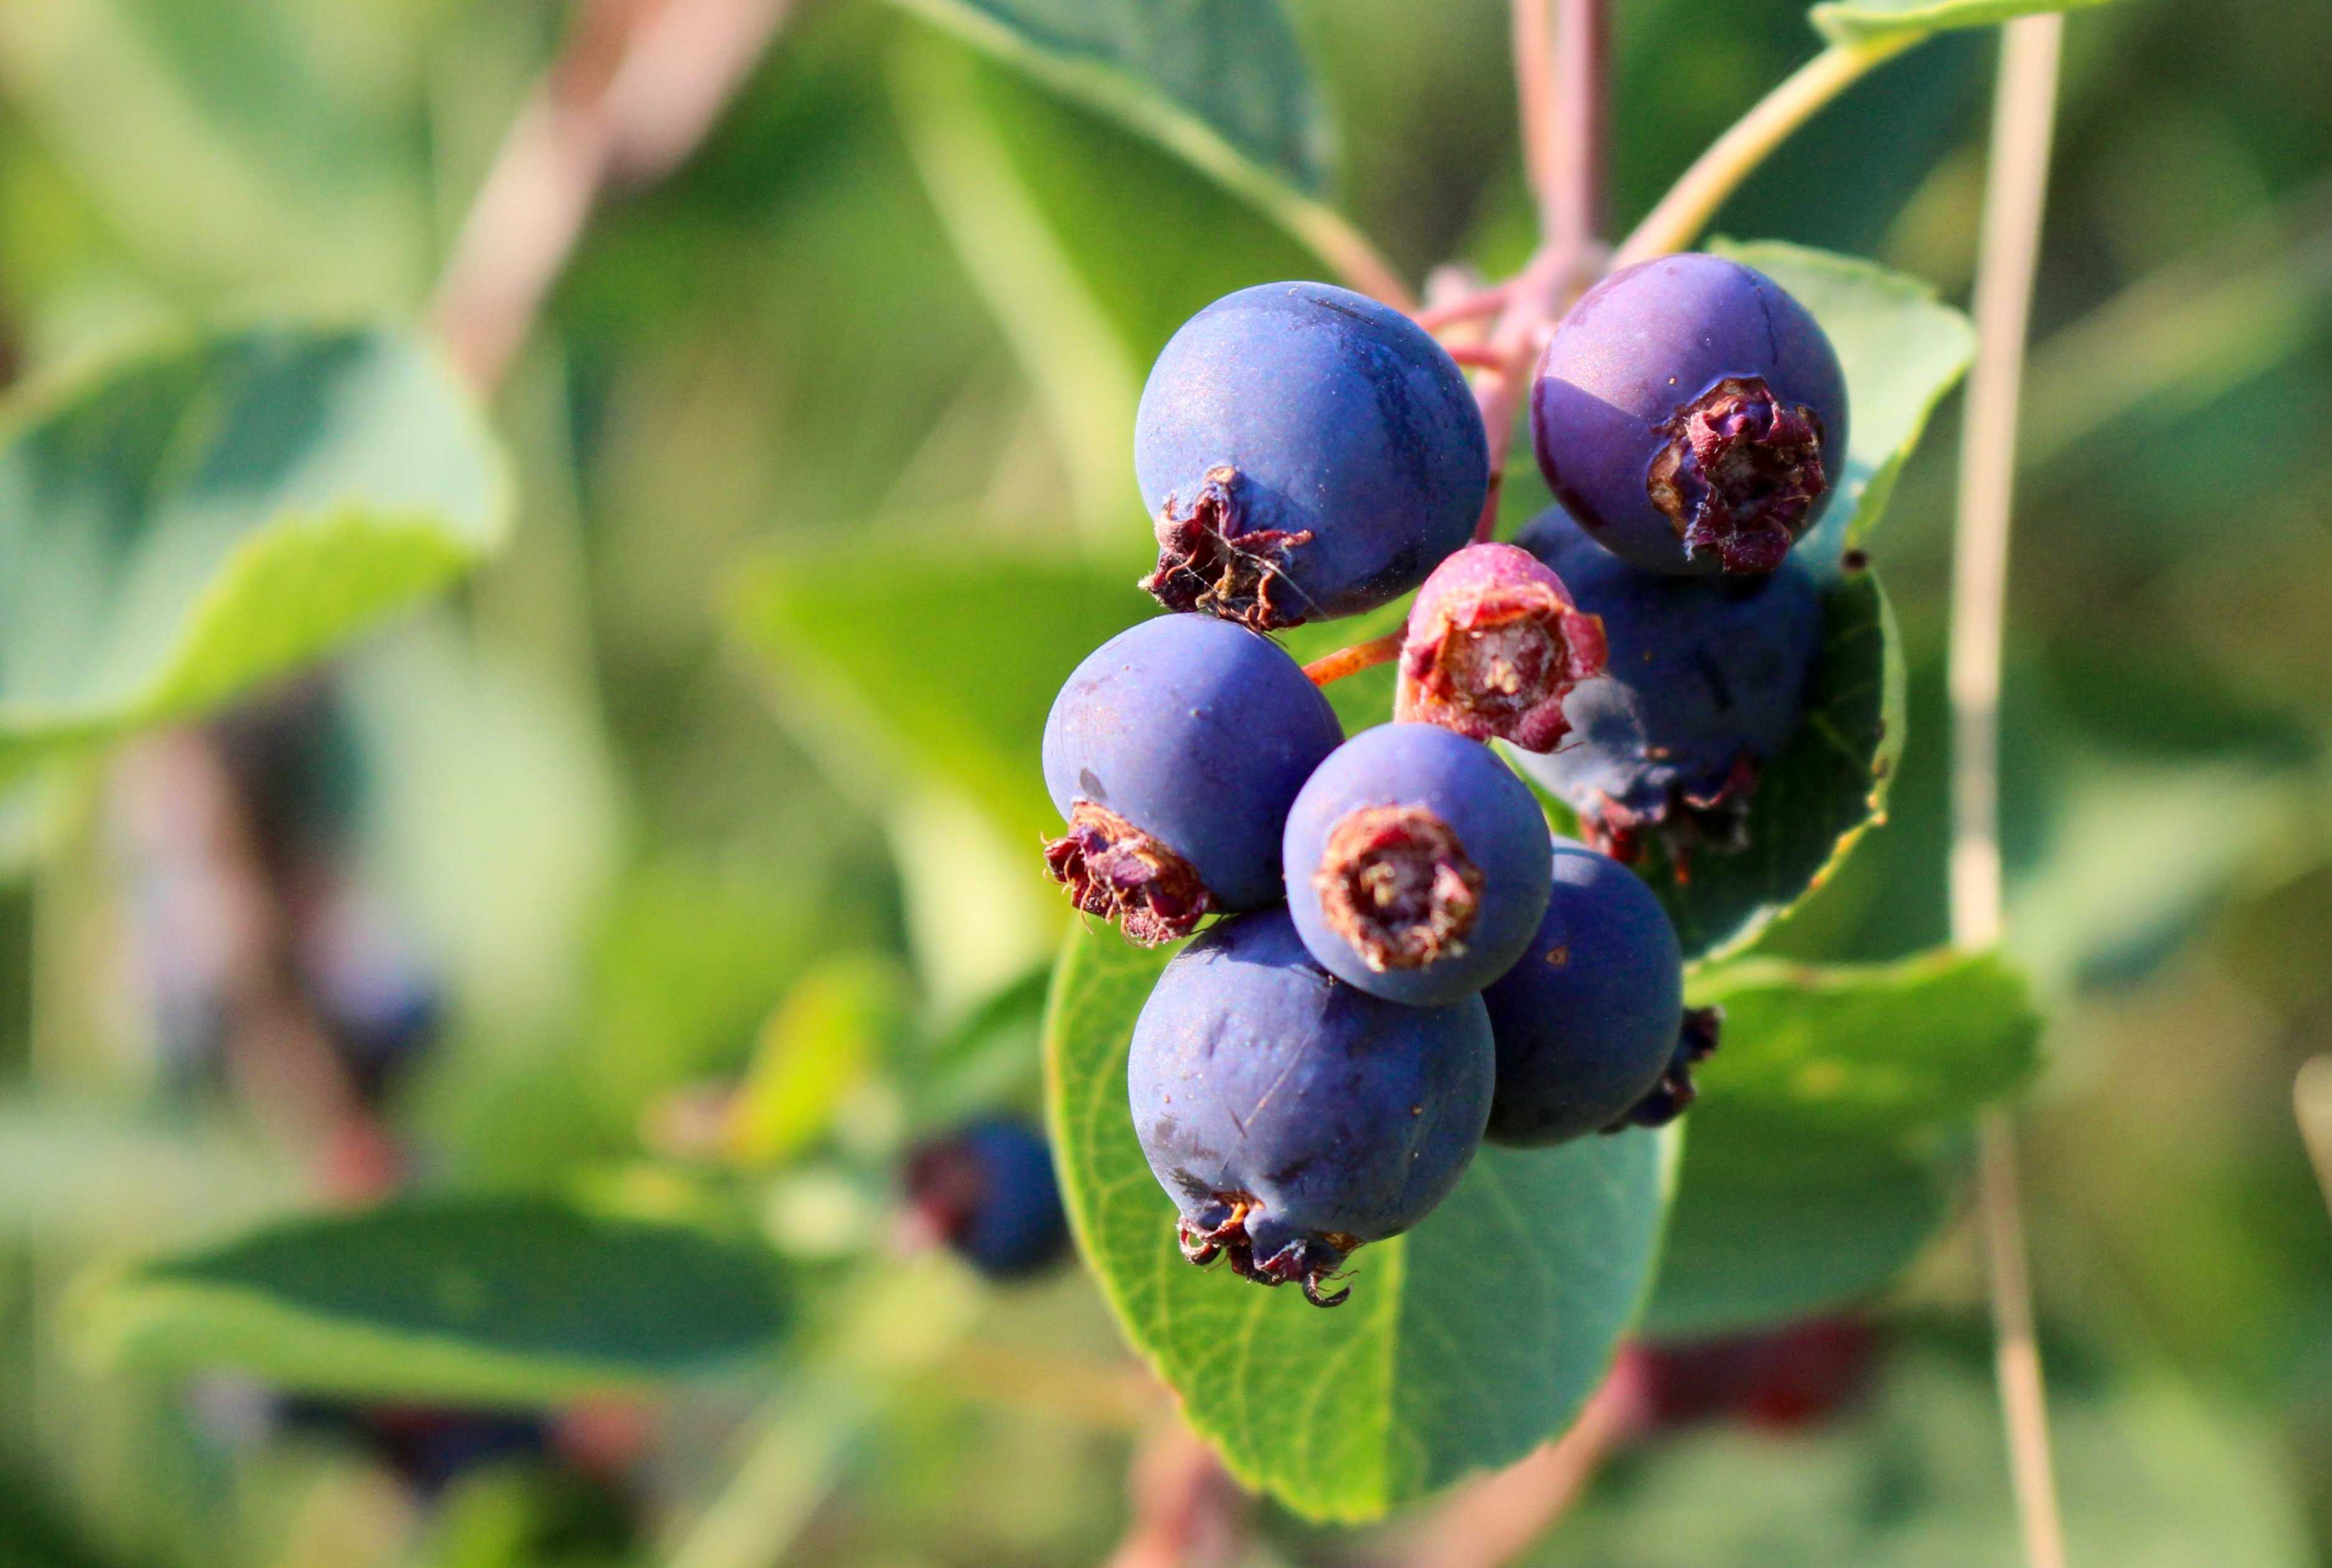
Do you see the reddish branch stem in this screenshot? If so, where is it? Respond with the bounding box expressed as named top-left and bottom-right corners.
top-left (1467, 0), bottom-right (1609, 544)
top-left (1415, 284), bottom-right (1514, 332)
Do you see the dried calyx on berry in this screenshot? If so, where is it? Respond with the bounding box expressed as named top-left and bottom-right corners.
top-left (1648, 377), bottom-right (1828, 575)
top-left (1129, 910), bottom-right (1495, 1308)
top-left (1397, 541), bottom-right (1608, 751)
top-left (1283, 725), bottom-right (1552, 1007)
top-left (1531, 254), bottom-right (1848, 578)
top-left (1140, 466), bottom-right (1317, 631)
top-left (1041, 616), bottom-right (1343, 946)
top-left (1607, 1004), bottom-right (1722, 1132)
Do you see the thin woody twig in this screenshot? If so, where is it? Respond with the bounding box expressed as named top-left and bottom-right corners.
top-left (1952, 15), bottom-right (2071, 1568)
top-left (430, 0), bottom-right (802, 391)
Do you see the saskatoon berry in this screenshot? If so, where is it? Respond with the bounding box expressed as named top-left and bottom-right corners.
top-left (1043, 615), bottom-right (1343, 945)
top-left (1396, 540), bottom-right (1608, 751)
top-left (903, 1117), bottom-right (1071, 1280)
top-left (1514, 512), bottom-right (1822, 867)
top-left (1129, 908), bottom-right (1494, 1307)
top-left (1136, 282), bottom-right (1489, 629)
top-left (1482, 837), bottom-right (1721, 1146)
top-left (1532, 254), bottom-right (1848, 576)
top-left (1283, 723), bottom-right (1552, 1006)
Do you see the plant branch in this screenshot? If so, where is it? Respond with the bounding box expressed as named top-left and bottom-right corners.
top-left (1610, 32), bottom-right (1918, 270)
top-left (1512, 0), bottom-right (1558, 231)
top-left (1415, 283), bottom-right (1514, 332)
top-left (1546, 0), bottom-right (1607, 259)
top-left (1952, 15), bottom-right (2069, 1568)
top-left (430, 0), bottom-right (802, 392)
top-left (1466, 0), bottom-right (1609, 544)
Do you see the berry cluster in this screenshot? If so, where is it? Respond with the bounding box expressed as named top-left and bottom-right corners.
top-left (1042, 262), bottom-right (1844, 1306)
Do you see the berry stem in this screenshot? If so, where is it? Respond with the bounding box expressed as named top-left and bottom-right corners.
top-left (1415, 282), bottom-right (1514, 332)
top-left (1303, 632), bottom-right (1404, 687)
top-left (1952, 16), bottom-right (2069, 1568)
top-left (1608, 31), bottom-right (1919, 270)
top-left (1445, 342), bottom-right (1508, 369)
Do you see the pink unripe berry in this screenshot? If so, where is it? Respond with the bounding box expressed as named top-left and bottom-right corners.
top-left (1395, 542), bottom-right (1607, 752)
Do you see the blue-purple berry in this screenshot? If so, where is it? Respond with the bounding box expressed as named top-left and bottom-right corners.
top-left (905, 1117), bottom-right (1071, 1280)
top-left (1483, 839), bottom-right (1721, 1146)
top-left (1129, 908), bottom-right (1494, 1306)
top-left (1532, 255), bottom-right (1848, 576)
top-left (1043, 615), bottom-right (1343, 944)
top-left (1514, 512), bottom-right (1822, 866)
top-left (1136, 282), bottom-right (1490, 629)
top-left (1282, 723), bottom-right (1552, 1006)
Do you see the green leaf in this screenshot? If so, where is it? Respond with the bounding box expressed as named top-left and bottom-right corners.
top-left (1812, 0), bottom-right (2123, 47)
top-left (1640, 568), bottom-right (1909, 963)
top-left (1686, 949), bottom-right (2042, 1136)
top-left (878, 0), bottom-right (1399, 300)
top-left (1642, 1118), bottom-right (1952, 1338)
top-left (1644, 949), bottom-right (2041, 1335)
top-left (1712, 241), bottom-right (1974, 556)
top-left (730, 540), bottom-right (1146, 846)
top-left (877, 0), bottom-right (1329, 195)
top-left (73, 1196), bottom-right (788, 1403)
top-left (0, 326), bottom-right (509, 782)
top-left (1045, 924), bottom-right (1670, 1521)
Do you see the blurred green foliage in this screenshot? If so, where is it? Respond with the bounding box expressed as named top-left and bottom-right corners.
top-left (0, 0), bottom-right (2327, 1561)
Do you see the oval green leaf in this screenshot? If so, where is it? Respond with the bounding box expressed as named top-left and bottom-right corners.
top-left (1711, 240), bottom-right (1974, 555)
top-left (1636, 567), bottom-right (1908, 963)
top-left (0, 325), bottom-right (508, 783)
top-left (72, 1196), bottom-right (789, 1404)
top-left (1688, 949), bottom-right (2043, 1137)
top-left (1046, 923), bottom-right (1671, 1521)
top-left (1643, 949), bottom-right (2041, 1335)
top-left (877, 0), bottom-right (1405, 300)
top-left (1812, 0), bottom-right (2123, 47)
top-left (879, 0), bottom-right (1329, 196)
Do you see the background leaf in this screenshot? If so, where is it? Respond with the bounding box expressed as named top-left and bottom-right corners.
top-left (1045, 924), bottom-right (1670, 1521)
top-left (1811, 0), bottom-right (2125, 47)
top-left (1688, 949), bottom-right (2043, 1134)
top-left (877, 0), bottom-right (1329, 196)
top-left (0, 326), bottom-right (508, 781)
top-left (72, 1197), bottom-right (789, 1404)
top-left (731, 540), bottom-right (1143, 849)
top-left (1644, 949), bottom-right (2040, 1334)
top-left (1642, 1120), bottom-right (1953, 1338)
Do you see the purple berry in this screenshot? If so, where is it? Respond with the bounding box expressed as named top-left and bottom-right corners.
top-left (1129, 908), bottom-right (1494, 1307)
top-left (1135, 282), bottom-right (1490, 629)
top-left (1531, 255), bottom-right (1848, 576)
top-left (1395, 541), bottom-right (1609, 752)
top-left (1283, 723), bottom-right (1552, 1006)
top-left (1043, 616), bottom-right (1343, 945)
top-left (1513, 512), bottom-right (1822, 867)
top-left (904, 1117), bottom-right (1071, 1280)
top-left (1483, 838), bottom-right (1722, 1146)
